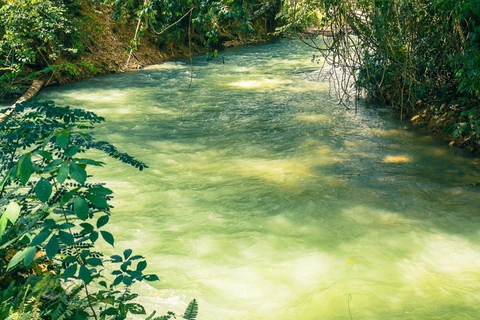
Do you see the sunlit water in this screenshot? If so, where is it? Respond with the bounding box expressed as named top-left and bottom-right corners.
top-left (40, 40), bottom-right (480, 319)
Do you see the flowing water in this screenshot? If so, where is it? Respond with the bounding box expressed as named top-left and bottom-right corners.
top-left (40, 40), bottom-right (480, 319)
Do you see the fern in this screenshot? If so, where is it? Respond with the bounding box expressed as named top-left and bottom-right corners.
top-left (183, 299), bottom-right (198, 320)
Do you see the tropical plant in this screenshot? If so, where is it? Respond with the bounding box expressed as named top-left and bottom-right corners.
top-left (0, 100), bottom-right (196, 319)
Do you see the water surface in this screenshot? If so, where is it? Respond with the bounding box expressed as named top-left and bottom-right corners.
top-left (40, 40), bottom-right (480, 319)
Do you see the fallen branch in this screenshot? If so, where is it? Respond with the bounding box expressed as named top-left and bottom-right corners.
top-left (0, 79), bottom-right (45, 122)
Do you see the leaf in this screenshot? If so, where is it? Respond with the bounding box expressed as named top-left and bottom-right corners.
top-left (56, 134), bottom-right (69, 149)
top-left (69, 163), bottom-right (87, 185)
top-left (7, 246), bottom-right (37, 270)
top-left (96, 215), bottom-right (109, 228)
top-left (74, 158), bottom-right (104, 166)
top-left (89, 230), bottom-right (99, 242)
top-left (30, 230), bottom-right (51, 246)
top-left (73, 196), bottom-right (89, 220)
top-left (17, 154), bottom-right (34, 185)
top-left (35, 178), bottom-right (52, 202)
top-left (136, 260), bottom-right (147, 272)
top-left (86, 193), bottom-right (108, 208)
top-left (88, 186), bottom-right (113, 195)
top-left (126, 303), bottom-right (146, 315)
top-left (101, 307), bottom-right (118, 316)
top-left (35, 150), bottom-right (53, 160)
top-left (64, 146), bottom-right (79, 157)
top-left (46, 235), bottom-right (59, 259)
top-left (43, 219), bottom-right (56, 229)
top-left (57, 162), bottom-right (70, 184)
top-left (0, 202), bottom-right (21, 240)
top-left (60, 189), bottom-right (76, 206)
top-left (183, 299), bottom-right (198, 320)
top-left (44, 159), bottom-right (63, 173)
top-left (111, 255), bottom-right (123, 263)
top-left (123, 276), bottom-right (133, 285)
top-left (80, 223), bottom-right (94, 233)
top-left (112, 275), bottom-right (124, 286)
top-left (144, 274), bottom-right (159, 282)
top-left (78, 265), bottom-right (92, 284)
top-left (63, 263), bottom-right (78, 279)
top-left (101, 231), bottom-right (114, 246)
top-left (58, 231), bottom-right (74, 245)
top-left (85, 257), bottom-right (103, 267)
top-left (23, 246), bottom-right (37, 267)
top-left (123, 249), bottom-right (132, 260)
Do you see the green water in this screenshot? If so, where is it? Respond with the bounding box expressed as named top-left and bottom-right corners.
top-left (40, 40), bottom-right (480, 319)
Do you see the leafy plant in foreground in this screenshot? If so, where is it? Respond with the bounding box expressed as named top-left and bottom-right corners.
top-left (0, 100), bottom-right (196, 319)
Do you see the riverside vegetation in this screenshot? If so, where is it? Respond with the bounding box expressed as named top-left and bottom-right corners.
top-left (1, 0), bottom-right (480, 319)
top-left (0, 100), bottom-right (199, 319)
top-left (288, 0), bottom-right (480, 151)
top-left (0, 1), bottom-right (281, 319)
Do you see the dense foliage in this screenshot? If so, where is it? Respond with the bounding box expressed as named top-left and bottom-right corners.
top-left (0, 101), bottom-right (197, 319)
top-left (284, 0), bottom-right (480, 148)
top-left (0, 0), bottom-right (281, 99)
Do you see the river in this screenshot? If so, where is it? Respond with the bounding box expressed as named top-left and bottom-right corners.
top-left (40, 39), bottom-right (480, 319)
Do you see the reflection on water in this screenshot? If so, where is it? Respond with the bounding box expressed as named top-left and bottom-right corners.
top-left (40, 40), bottom-right (480, 320)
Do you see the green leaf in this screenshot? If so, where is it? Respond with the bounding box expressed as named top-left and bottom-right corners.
top-left (44, 159), bottom-right (63, 173)
top-left (126, 303), bottom-right (146, 315)
top-left (102, 307), bottom-right (118, 316)
top-left (44, 219), bottom-right (56, 229)
top-left (57, 162), bottom-right (70, 184)
top-left (7, 246), bottom-right (37, 270)
top-left (69, 163), bottom-right (87, 185)
top-left (88, 186), bottom-right (113, 195)
top-left (136, 260), bottom-right (147, 272)
top-left (123, 276), bottom-right (133, 285)
top-left (56, 134), bottom-right (69, 149)
top-left (35, 150), bottom-right (53, 160)
top-left (17, 154), bottom-right (34, 185)
top-left (46, 235), bottom-right (59, 259)
top-left (86, 193), bottom-right (108, 208)
top-left (80, 223), bottom-right (94, 233)
top-left (85, 257), bottom-right (103, 267)
top-left (58, 231), bottom-right (74, 245)
top-left (123, 249), bottom-right (132, 260)
top-left (89, 230), bottom-right (99, 242)
top-left (64, 146), bottom-right (79, 157)
top-left (111, 255), bottom-right (123, 263)
top-left (30, 230), bottom-right (51, 246)
top-left (144, 274), bottom-right (159, 282)
top-left (73, 196), bottom-right (89, 220)
top-left (35, 178), bottom-right (52, 202)
top-left (23, 246), bottom-right (37, 267)
top-left (74, 158), bottom-right (104, 166)
top-left (60, 189), bottom-right (77, 206)
top-left (101, 231), bottom-right (114, 246)
top-left (183, 299), bottom-right (198, 320)
top-left (112, 275), bottom-right (124, 286)
top-left (78, 265), bottom-right (92, 284)
top-left (96, 215), bottom-right (109, 228)
top-left (63, 263), bottom-right (78, 279)
top-left (0, 202), bottom-right (21, 240)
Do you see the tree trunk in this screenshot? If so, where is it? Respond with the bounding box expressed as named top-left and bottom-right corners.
top-left (0, 79), bottom-right (45, 122)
